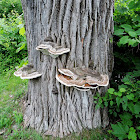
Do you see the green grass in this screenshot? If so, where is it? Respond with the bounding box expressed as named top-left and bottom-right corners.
top-left (0, 72), bottom-right (113, 140)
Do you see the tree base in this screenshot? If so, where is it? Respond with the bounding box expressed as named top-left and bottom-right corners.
top-left (23, 83), bottom-right (109, 138)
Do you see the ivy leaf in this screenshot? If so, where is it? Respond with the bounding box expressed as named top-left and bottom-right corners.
top-left (128, 31), bottom-right (137, 37)
top-left (108, 88), bottom-right (115, 94)
top-left (117, 91), bottom-right (122, 97)
top-left (119, 88), bottom-right (126, 93)
top-left (111, 122), bottom-right (129, 140)
top-left (119, 36), bottom-right (129, 45)
top-left (104, 101), bottom-right (108, 107)
top-left (128, 127), bottom-right (137, 140)
top-left (114, 29), bottom-right (125, 36)
top-left (110, 101), bottom-right (114, 106)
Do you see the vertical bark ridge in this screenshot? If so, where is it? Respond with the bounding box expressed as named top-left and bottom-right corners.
top-left (21, 0), bottom-right (114, 137)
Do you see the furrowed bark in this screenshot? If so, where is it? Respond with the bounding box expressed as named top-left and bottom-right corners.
top-left (21, 0), bottom-right (114, 138)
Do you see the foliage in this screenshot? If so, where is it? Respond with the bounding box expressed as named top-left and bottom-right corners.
top-left (107, 2), bottom-right (140, 139)
top-left (114, 0), bottom-right (140, 47)
top-left (94, 67), bottom-right (140, 140)
top-left (0, 0), bottom-right (22, 18)
top-left (0, 11), bottom-right (27, 73)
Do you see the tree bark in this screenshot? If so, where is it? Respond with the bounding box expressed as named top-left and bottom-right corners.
top-left (21, 0), bottom-right (114, 138)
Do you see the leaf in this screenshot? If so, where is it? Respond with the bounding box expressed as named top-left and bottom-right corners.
top-left (16, 43), bottom-right (26, 53)
top-left (95, 104), bottom-right (100, 110)
top-left (128, 1), bottom-right (137, 9)
top-left (19, 27), bottom-right (25, 36)
top-left (120, 113), bottom-right (133, 127)
top-left (120, 24), bottom-right (132, 29)
top-left (118, 84), bottom-right (128, 89)
top-left (111, 122), bottom-right (129, 140)
top-left (126, 94), bottom-right (134, 100)
top-left (128, 31), bottom-right (137, 37)
top-left (104, 101), bottom-right (108, 107)
top-left (116, 97), bottom-right (121, 106)
top-left (119, 36), bottom-right (129, 45)
top-left (128, 102), bottom-right (135, 113)
top-left (122, 96), bottom-right (128, 111)
top-left (129, 39), bottom-right (137, 46)
top-left (124, 27), bottom-right (134, 33)
top-left (110, 101), bottom-right (114, 106)
top-left (135, 29), bottom-right (140, 35)
top-left (108, 88), bottom-right (115, 94)
top-left (119, 88), bottom-right (126, 93)
top-left (136, 39), bottom-right (140, 44)
top-left (114, 29), bottom-right (125, 36)
top-left (117, 91), bottom-right (122, 97)
top-left (122, 75), bottom-right (132, 85)
top-left (136, 126), bottom-right (140, 130)
top-left (134, 103), bottom-right (140, 114)
top-left (128, 127), bottom-right (137, 140)
top-left (120, 113), bottom-right (132, 121)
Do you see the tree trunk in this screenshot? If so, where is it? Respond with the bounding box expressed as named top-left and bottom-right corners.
top-left (21, 0), bottom-right (114, 138)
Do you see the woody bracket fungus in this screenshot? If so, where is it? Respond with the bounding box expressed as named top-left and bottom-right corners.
top-left (56, 67), bottom-right (109, 91)
top-left (36, 38), bottom-right (70, 58)
top-left (14, 64), bottom-right (42, 79)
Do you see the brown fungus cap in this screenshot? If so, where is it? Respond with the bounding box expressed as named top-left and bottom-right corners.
top-left (14, 64), bottom-right (34, 77)
top-left (36, 40), bottom-right (70, 58)
top-left (56, 67), bottom-right (109, 90)
top-left (56, 74), bottom-right (85, 87)
top-left (86, 75), bottom-right (109, 86)
top-left (36, 42), bottom-right (54, 55)
top-left (14, 64), bottom-right (42, 80)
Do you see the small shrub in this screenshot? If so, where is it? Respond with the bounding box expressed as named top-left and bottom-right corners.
top-left (94, 69), bottom-right (140, 140)
top-left (0, 0), bottom-right (22, 18)
top-left (0, 11), bottom-right (27, 73)
top-left (114, 0), bottom-right (140, 47)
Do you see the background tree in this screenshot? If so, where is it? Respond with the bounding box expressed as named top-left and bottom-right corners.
top-left (21, 0), bottom-right (114, 137)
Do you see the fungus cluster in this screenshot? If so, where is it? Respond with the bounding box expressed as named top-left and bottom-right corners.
top-left (56, 67), bottom-right (109, 91)
top-left (14, 64), bottom-right (42, 79)
top-left (14, 38), bottom-right (71, 79)
top-left (36, 40), bottom-right (70, 58)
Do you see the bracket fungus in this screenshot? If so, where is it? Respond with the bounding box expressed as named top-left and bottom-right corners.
top-left (36, 39), bottom-right (70, 58)
top-left (14, 64), bottom-right (42, 79)
top-left (56, 67), bottom-right (109, 91)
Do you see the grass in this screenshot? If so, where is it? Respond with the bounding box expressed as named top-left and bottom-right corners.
top-left (0, 72), bottom-right (113, 140)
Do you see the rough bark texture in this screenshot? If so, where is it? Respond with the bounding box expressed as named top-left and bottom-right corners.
top-left (21, 0), bottom-right (114, 138)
